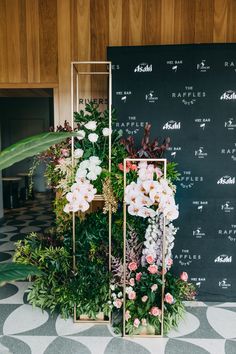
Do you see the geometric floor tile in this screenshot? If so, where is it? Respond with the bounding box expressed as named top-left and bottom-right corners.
top-left (178, 339), bottom-right (226, 354)
top-left (167, 311), bottom-right (200, 338)
top-left (206, 308), bottom-right (236, 339)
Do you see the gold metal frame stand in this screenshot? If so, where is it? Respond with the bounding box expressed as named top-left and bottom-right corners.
top-left (123, 158), bottom-right (167, 337)
top-left (70, 61), bottom-right (112, 324)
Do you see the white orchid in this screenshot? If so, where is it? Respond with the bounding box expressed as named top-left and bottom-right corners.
top-left (84, 120), bottom-right (97, 131)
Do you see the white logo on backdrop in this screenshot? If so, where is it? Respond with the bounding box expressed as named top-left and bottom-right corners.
top-left (166, 60), bottom-right (183, 72)
top-left (116, 90), bottom-right (132, 103)
top-left (134, 63), bottom-right (152, 73)
top-left (197, 60), bottom-right (210, 72)
top-left (167, 147), bottom-right (182, 159)
top-left (192, 200), bottom-right (208, 212)
top-left (225, 118), bottom-right (236, 130)
top-left (220, 90), bottom-right (236, 100)
top-left (219, 278), bottom-right (231, 289)
top-left (221, 201), bottom-right (234, 213)
top-left (193, 227), bottom-right (205, 239)
top-left (174, 249), bottom-right (201, 266)
top-left (221, 144), bottom-right (236, 161)
top-left (180, 171), bottom-right (204, 189)
top-left (214, 255), bottom-right (232, 263)
top-left (163, 120), bottom-right (181, 130)
top-left (194, 117), bottom-right (211, 130)
top-left (224, 61), bottom-right (236, 72)
top-left (171, 86), bottom-right (206, 105)
top-left (218, 225), bottom-right (236, 242)
top-left (217, 176), bottom-right (235, 184)
top-left (145, 90), bottom-right (158, 103)
top-left (195, 146), bottom-right (208, 159)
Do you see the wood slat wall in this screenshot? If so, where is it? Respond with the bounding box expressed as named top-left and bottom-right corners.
top-left (0, 0), bottom-right (236, 123)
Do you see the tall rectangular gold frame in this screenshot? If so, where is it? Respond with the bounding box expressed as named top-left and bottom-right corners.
top-left (71, 61), bottom-right (112, 324)
top-left (123, 158), bottom-right (167, 337)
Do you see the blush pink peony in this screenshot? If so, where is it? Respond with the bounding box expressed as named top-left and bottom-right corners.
top-left (113, 299), bottom-right (123, 309)
top-left (149, 307), bottom-right (162, 317)
top-left (129, 278), bottom-right (135, 286)
top-left (133, 318), bottom-right (140, 328)
top-left (128, 290), bottom-right (136, 300)
top-left (164, 292), bottom-right (174, 304)
top-left (151, 284), bottom-right (158, 292)
top-left (141, 295), bottom-right (148, 303)
top-left (180, 271), bottom-right (188, 282)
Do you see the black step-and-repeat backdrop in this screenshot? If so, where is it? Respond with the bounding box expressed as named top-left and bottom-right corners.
top-left (108, 44), bottom-right (236, 301)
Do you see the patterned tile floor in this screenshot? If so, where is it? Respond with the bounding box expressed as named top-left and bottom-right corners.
top-left (0, 194), bottom-right (236, 354)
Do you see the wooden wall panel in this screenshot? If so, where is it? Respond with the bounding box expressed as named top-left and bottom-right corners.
top-left (1, 0), bottom-right (236, 123)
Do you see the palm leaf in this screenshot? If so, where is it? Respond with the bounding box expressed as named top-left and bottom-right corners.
top-left (0, 263), bottom-right (42, 286)
top-left (0, 132), bottom-right (76, 171)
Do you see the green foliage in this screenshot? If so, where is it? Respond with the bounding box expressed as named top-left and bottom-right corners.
top-left (167, 161), bottom-right (181, 181)
top-left (14, 233), bottom-right (73, 318)
top-left (0, 263), bottom-right (42, 286)
top-left (0, 132), bottom-right (74, 171)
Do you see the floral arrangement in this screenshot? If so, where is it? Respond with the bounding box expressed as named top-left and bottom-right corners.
top-left (14, 103), bottom-right (196, 334)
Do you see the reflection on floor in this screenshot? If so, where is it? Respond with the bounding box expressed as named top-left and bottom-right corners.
top-left (0, 194), bottom-right (236, 354)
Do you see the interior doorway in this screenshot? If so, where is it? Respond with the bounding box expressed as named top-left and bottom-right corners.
top-left (0, 88), bottom-right (54, 215)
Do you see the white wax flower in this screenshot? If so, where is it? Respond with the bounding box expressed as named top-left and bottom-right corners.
top-left (84, 121), bottom-right (97, 131)
top-left (74, 148), bottom-right (84, 159)
top-left (102, 127), bottom-right (111, 136)
top-left (88, 133), bottom-right (99, 143)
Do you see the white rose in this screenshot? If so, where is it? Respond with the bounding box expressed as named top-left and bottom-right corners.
top-left (89, 156), bottom-right (101, 165)
top-left (76, 130), bottom-right (85, 140)
top-left (74, 148), bottom-right (84, 159)
top-left (102, 127), bottom-right (111, 136)
top-left (88, 133), bottom-right (98, 143)
top-left (84, 121), bottom-right (97, 131)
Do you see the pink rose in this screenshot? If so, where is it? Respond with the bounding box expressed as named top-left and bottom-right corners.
top-left (149, 306), bottom-right (162, 317)
top-left (148, 264), bottom-right (158, 274)
top-left (141, 295), bottom-right (148, 303)
top-left (128, 290), bottom-right (136, 300)
top-left (180, 271), bottom-right (188, 282)
top-left (133, 318), bottom-right (140, 328)
top-left (136, 272), bottom-right (142, 281)
top-left (125, 310), bottom-right (131, 321)
top-left (151, 284), bottom-right (158, 292)
top-left (118, 163), bottom-right (130, 172)
top-left (129, 278), bottom-right (135, 286)
top-left (141, 319), bottom-right (147, 326)
top-left (146, 255), bottom-right (154, 264)
top-left (165, 292), bottom-right (174, 304)
top-left (128, 261), bottom-right (138, 272)
top-left (113, 299), bottom-right (123, 309)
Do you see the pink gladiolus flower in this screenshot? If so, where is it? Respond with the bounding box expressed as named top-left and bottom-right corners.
top-left (128, 262), bottom-right (138, 272)
top-left (129, 278), bottom-right (135, 286)
top-left (133, 318), bottom-right (140, 328)
top-left (128, 291), bottom-right (136, 300)
top-left (149, 307), bottom-right (162, 317)
top-left (148, 264), bottom-right (158, 274)
top-left (136, 272), bottom-right (142, 281)
top-left (180, 271), bottom-right (188, 282)
top-left (146, 255), bottom-right (154, 264)
top-left (151, 284), bottom-right (158, 292)
top-left (141, 295), bottom-right (148, 303)
top-left (165, 292), bottom-right (174, 304)
top-left (125, 310), bottom-right (131, 321)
